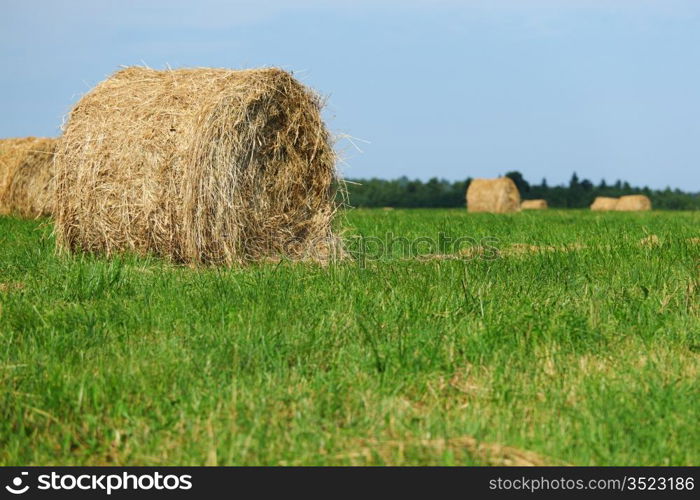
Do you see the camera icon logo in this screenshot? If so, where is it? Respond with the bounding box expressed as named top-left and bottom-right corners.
top-left (5, 472), bottom-right (29, 495)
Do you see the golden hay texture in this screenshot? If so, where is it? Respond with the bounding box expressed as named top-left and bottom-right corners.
top-left (0, 139), bottom-right (28, 207)
top-left (615, 194), bottom-right (652, 211)
top-left (590, 196), bottom-right (619, 211)
top-left (521, 199), bottom-right (548, 210)
top-left (466, 177), bottom-right (521, 213)
top-left (0, 137), bottom-right (56, 217)
top-left (55, 67), bottom-right (339, 265)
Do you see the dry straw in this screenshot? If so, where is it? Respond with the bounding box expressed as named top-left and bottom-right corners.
top-left (615, 194), bottom-right (652, 211)
top-left (521, 199), bottom-right (548, 210)
top-left (590, 196), bottom-right (619, 211)
top-left (466, 177), bottom-right (521, 213)
top-left (0, 138), bottom-right (27, 214)
top-left (55, 66), bottom-right (339, 265)
top-left (0, 137), bottom-right (56, 217)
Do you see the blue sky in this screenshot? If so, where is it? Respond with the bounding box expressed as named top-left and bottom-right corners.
top-left (1, 0), bottom-right (699, 190)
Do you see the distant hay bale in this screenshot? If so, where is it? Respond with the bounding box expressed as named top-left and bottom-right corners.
top-left (590, 196), bottom-right (618, 211)
top-left (0, 137), bottom-right (56, 217)
top-left (521, 199), bottom-right (548, 210)
top-left (466, 177), bottom-right (521, 213)
top-left (615, 194), bottom-right (652, 211)
top-left (55, 66), bottom-right (338, 265)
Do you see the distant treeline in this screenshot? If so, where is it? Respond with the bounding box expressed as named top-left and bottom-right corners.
top-left (345, 171), bottom-right (700, 210)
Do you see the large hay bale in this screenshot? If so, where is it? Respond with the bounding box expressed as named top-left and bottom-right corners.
top-left (55, 66), bottom-right (338, 264)
top-left (0, 137), bottom-right (56, 217)
top-left (521, 199), bottom-right (548, 210)
top-left (590, 196), bottom-right (618, 211)
top-left (615, 194), bottom-right (652, 211)
top-left (466, 177), bottom-right (521, 213)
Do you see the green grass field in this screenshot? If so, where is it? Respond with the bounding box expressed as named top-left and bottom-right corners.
top-left (1, 209), bottom-right (698, 465)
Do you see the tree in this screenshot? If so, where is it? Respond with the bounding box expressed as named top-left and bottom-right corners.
top-left (569, 172), bottom-right (580, 189)
top-left (505, 171), bottom-right (530, 194)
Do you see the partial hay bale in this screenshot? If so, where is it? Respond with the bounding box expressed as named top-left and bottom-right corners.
top-left (590, 196), bottom-right (618, 211)
top-left (466, 177), bottom-right (521, 213)
top-left (0, 139), bottom-right (28, 209)
top-left (521, 199), bottom-right (548, 210)
top-left (0, 137), bottom-right (56, 216)
top-left (55, 66), bottom-right (338, 265)
top-left (0, 138), bottom-right (56, 217)
top-left (615, 194), bottom-right (652, 211)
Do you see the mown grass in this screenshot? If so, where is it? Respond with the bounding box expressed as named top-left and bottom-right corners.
top-left (0, 209), bottom-right (698, 465)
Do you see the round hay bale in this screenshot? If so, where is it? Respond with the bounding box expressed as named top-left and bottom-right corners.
top-left (55, 67), bottom-right (339, 265)
top-left (466, 177), bottom-right (521, 213)
top-left (0, 137), bottom-right (56, 217)
top-left (615, 194), bottom-right (652, 211)
top-left (521, 199), bottom-right (548, 210)
top-left (0, 138), bottom-right (30, 214)
top-left (590, 196), bottom-right (619, 211)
